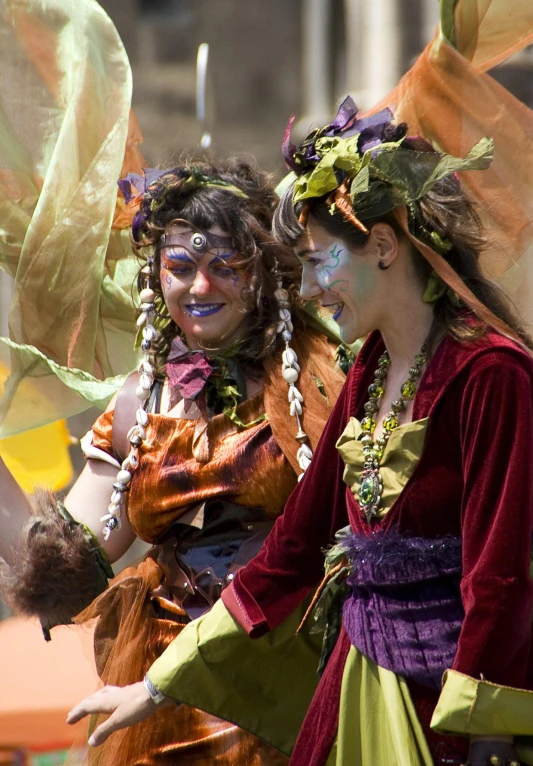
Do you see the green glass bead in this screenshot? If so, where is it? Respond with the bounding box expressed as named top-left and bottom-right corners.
top-left (368, 382), bottom-right (384, 399)
top-left (360, 475), bottom-right (378, 505)
top-left (383, 414), bottom-right (399, 432)
top-left (414, 353), bottom-right (426, 366)
top-left (400, 380), bottom-right (417, 399)
top-left (361, 416), bottom-right (376, 433)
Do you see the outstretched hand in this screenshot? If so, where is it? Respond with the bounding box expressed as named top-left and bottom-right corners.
top-left (67, 681), bottom-right (173, 747)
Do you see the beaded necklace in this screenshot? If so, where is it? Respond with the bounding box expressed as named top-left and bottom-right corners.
top-left (358, 344), bottom-right (426, 522)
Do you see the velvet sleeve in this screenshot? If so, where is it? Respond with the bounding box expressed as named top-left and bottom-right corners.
top-left (452, 349), bottom-right (533, 687)
top-left (222, 372), bottom-right (354, 636)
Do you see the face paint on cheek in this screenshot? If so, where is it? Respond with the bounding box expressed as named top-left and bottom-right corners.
top-left (328, 279), bottom-right (348, 293)
top-left (160, 268), bottom-right (173, 295)
top-left (315, 243), bottom-right (349, 289)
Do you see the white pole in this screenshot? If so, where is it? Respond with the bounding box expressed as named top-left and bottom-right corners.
top-left (360, 0), bottom-right (399, 108)
top-left (343, 0), bottom-right (364, 101)
top-left (421, 0), bottom-right (441, 47)
top-left (301, 0), bottom-right (331, 125)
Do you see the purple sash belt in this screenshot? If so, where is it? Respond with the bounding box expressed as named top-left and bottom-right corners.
top-left (341, 532), bottom-right (463, 690)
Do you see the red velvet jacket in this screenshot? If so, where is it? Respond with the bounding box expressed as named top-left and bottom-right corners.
top-left (222, 330), bottom-right (533, 764)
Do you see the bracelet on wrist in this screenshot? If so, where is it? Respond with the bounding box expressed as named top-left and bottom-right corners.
top-left (143, 675), bottom-right (166, 705)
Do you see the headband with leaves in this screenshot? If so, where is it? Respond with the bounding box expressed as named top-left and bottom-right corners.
top-left (118, 166), bottom-right (248, 243)
top-left (281, 96), bottom-right (526, 346)
top-left (282, 96), bottom-right (493, 251)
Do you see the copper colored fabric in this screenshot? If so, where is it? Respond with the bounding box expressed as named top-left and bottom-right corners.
top-left (79, 339), bottom-right (344, 764)
top-left (369, 0), bottom-right (533, 326)
top-left (92, 392), bottom-right (297, 542)
top-left (79, 558), bottom-right (288, 766)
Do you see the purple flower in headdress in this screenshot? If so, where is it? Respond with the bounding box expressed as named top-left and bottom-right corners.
top-left (117, 167), bottom-right (182, 241)
top-left (282, 95), bottom-right (397, 174)
top-left (118, 168), bottom-right (176, 203)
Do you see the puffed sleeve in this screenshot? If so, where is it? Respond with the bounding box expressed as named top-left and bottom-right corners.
top-left (452, 349), bottom-right (533, 686)
top-left (79, 410), bottom-right (120, 468)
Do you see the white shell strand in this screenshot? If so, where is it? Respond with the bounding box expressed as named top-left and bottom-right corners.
top-left (102, 257), bottom-right (158, 538)
top-left (273, 269), bottom-right (313, 478)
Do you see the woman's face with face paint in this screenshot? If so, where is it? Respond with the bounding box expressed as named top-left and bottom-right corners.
top-left (295, 217), bottom-right (384, 344)
top-left (159, 222), bottom-right (253, 351)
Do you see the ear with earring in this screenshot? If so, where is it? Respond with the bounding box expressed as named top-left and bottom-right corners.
top-left (375, 248), bottom-right (390, 270)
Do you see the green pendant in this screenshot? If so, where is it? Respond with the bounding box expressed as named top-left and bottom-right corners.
top-left (359, 472), bottom-right (381, 508)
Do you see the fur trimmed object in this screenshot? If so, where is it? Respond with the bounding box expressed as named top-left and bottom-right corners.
top-left (0, 490), bottom-right (111, 634)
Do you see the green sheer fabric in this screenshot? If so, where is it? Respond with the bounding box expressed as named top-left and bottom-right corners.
top-left (0, 0), bottom-right (140, 436)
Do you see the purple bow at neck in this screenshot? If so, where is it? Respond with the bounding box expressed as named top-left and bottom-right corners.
top-left (165, 337), bottom-right (213, 410)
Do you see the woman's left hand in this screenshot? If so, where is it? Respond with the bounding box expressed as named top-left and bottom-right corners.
top-left (67, 682), bottom-right (173, 746)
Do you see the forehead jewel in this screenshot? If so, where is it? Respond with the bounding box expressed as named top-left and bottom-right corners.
top-left (159, 230), bottom-right (235, 253)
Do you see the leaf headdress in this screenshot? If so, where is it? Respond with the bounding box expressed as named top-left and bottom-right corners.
top-left (280, 96), bottom-right (530, 346)
top-left (282, 96), bottom-right (493, 253)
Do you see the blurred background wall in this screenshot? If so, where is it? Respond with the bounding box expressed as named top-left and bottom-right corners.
top-left (99, 0), bottom-right (533, 171)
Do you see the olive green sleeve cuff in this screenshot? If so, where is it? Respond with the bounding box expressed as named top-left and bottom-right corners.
top-left (431, 669), bottom-right (533, 763)
top-left (147, 597), bottom-right (322, 756)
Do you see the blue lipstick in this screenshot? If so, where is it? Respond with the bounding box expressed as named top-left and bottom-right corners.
top-left (185, 303), bottom-right (224, 317)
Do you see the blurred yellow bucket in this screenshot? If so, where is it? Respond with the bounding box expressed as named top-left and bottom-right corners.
top-left (0, 361), bottom-right (74, 492)
top-left (0, 419), bottom-right (73, 492)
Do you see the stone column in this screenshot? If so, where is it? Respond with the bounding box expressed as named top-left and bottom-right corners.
top-left (360, 0), bottom-right (399, 108)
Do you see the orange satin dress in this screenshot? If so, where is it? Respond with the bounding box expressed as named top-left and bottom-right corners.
top-left (79, 391), bottom-right (297, 766)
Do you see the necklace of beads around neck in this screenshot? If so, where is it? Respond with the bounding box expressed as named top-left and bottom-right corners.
top-left (358, 344), bottom-right (426, 522)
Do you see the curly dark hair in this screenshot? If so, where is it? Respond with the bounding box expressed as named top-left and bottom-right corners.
top-left (273, 166), bottom-right (533, 354)
top-left (130, 158), bottom-right (302, 371)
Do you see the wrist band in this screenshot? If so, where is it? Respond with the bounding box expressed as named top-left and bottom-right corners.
top-left (144, 675), bottom-right (166, 705)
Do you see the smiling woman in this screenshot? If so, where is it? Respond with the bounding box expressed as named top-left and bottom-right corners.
top-left (159, 223), bottom-right (253, 349)
top-left (0, 158), bottom-right (346, 766)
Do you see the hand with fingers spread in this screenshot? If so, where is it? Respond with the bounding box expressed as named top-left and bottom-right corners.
top-left (66, 681), bottom-right (174, 747)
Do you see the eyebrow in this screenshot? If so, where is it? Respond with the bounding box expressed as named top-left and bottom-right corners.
top-left (161, 251), bottom-right (195, 263)
top-left (211, 250), bottom-right (238, 262)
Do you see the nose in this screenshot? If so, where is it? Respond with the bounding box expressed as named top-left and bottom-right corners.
top-left (299, 263), bottom-right (323, 302)
top-left (190, 268), bottom-right (214, 297)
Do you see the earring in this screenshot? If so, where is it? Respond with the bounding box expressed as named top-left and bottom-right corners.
top-left (100, 256), bottom-right (158, 540)
top-left (378, 261), bottom-right (390, 270)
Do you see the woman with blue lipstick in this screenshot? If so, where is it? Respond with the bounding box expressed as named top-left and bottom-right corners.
top-left (0, 159), bottom-right (346, 765)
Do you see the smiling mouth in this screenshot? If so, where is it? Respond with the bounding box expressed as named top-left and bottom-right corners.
top-left (185, 303), bottom-right (225, 317)
top-left (323, 301), bottom-right (344, 321)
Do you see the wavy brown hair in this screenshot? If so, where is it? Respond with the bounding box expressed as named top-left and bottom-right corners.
top-left (273, 170), bottom-right (533, 354)
top-left (131, 159), bottom-right (302, 371)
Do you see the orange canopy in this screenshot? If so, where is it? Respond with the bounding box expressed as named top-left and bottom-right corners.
top-left (0, 617), bottom-right (98, 749)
